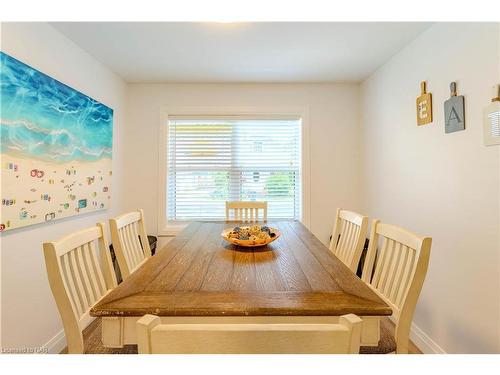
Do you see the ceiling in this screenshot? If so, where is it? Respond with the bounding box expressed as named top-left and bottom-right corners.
top-left (51, 22), bottom-right (431, 83)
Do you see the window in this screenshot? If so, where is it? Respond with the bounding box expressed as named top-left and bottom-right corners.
top-left (166, 117), bottom-right (302, 221)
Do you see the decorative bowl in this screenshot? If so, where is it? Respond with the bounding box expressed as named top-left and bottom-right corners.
top-left (221, 226), bottom-right (281, 247)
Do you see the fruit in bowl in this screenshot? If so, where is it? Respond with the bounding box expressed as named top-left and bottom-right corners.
top-left (221, 225), bottom-right (281, 247)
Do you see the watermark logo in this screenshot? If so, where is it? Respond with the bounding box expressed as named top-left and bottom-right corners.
top-left (1, 346), bottom-right (49, 354)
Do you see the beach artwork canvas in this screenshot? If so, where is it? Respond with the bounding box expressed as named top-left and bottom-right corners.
top-left (0, 52), bottom-right (113, 232)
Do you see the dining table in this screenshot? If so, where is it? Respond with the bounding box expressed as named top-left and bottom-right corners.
top-left (91, 220), bottom-right (392, 348)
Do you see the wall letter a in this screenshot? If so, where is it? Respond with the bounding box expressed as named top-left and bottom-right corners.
top-left (447, 106), bottom-right (461, 124)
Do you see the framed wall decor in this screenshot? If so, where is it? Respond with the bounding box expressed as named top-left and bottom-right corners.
top-left (444, 81), bottom-right (465, 133)
top-left (416, 81), bottom-right (432, 126)
top-left (483, 85), bottom-right (500, 146)
top-left (0, 52), bottom-right (113, 232)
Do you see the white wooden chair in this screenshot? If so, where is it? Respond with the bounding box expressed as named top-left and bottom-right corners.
top-left (225, 201), bottom-right (268, 222)
top-left (136, 314), bottom-right (363, 354)
top-left (43, 223), bottom-right (117, 354)
top-left (109, 209), bottom-right (152, 280)
top-left (329, 208), bottom-right (369, 272)
top-left (360, 220), bottom-right (432, 354)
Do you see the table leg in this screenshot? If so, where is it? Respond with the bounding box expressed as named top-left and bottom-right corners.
top-left (360, 316), bottom-right (380, 346)
top-left (102, 317), bottom-right (124, 348)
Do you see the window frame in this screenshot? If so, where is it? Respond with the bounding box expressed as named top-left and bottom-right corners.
top-left (158, 106), bottom-right (311, 236)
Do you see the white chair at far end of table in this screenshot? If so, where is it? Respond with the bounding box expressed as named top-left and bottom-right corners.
top-left (225, 201), bottom-right (267, 222)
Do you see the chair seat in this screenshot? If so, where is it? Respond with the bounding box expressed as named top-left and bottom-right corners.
top-left (82, 318), bottom-right (138, 354)
top-left (147, 235), bottom-right (157, 255)
top-left (359, 318), bottom-right (396, 354)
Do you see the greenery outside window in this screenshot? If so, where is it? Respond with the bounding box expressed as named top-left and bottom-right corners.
top-left (167, 118), bottom-right (302, 221)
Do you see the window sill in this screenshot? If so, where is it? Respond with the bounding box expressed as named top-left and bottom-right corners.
top-left (158, 222), bottom-right (189, 237)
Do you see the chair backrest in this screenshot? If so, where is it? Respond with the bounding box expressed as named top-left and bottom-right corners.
top-left (329, 208), bottom-right (369, 272)
top-left (109, 209), bottom-right (151, 279)
top-left (361, 220), bottom-right (431, 353)
top-left (43, 223), bottom-right (117, 353)
top-left (225, 201), bottom-right (267, 222)
top-left (136, 314), bottom-right (362, 354)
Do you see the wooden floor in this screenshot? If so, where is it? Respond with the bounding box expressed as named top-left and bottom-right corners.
top-left (61, 317), bottom-right (422, 354)
top-left (60, 318), bottom-right (138, 354)
top-left (381, 317), bottom-right (422, 354)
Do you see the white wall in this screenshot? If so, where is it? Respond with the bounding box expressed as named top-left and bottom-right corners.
top-left (360, 23), bottom-right (500, 353)
top-left (0, 23), bottom-right (127, 352)
top-left (498, 22), bottom-right (500, 354)
top-left (125, 83), bottom-right (362, 244)
top-left (497, 22), bottom-right (500, 353)
top-left (2, 21), bottom-right (499, 355)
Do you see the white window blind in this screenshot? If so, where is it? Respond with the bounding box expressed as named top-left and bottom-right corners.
top-left (167, 118), bottom-right (301, 221)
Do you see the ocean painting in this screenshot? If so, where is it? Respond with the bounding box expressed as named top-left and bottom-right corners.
top-left (0, 52), bottom-right (113, 232)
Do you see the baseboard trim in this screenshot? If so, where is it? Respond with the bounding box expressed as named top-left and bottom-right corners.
top-left (410, 322), bottom-right (446, 354)
top-left (44, 329), bottom-right (66, 354)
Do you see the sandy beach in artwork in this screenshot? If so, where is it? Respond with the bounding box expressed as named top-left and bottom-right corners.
top-left (1, 52), bottom-right (115, 233)
top-left (1, 154), bottom-right (112, 232)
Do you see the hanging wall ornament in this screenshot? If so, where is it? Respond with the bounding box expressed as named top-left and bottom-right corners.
top-left (444, 82), bottom-right (465, 133)
top-left (416, 81), bottom-right (433, 126)
top-left (483, 84), bottom-right (500, 146)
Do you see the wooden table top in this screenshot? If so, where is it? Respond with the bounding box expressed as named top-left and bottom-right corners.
top-left (91, 221), bottom-right (392, 317)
